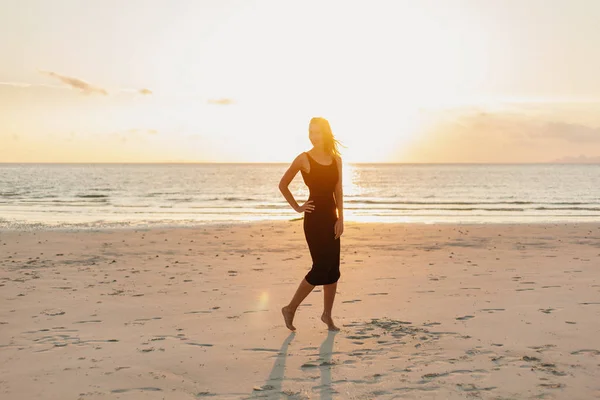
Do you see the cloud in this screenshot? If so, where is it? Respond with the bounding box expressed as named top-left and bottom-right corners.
top-left (0, 81), bottom-right (64, 89)
top-left (401, 105), bottom-right (600, 163)
top-left (537, 122), bottom-right (600, 143)
top-left (38, 69), bottom-right (108, 95)
top-left (207, 98), bottom-right (234, 105)
top-left (28, 70), bottom-right (152, 96)
top-left (0, 81), bottom-right (33, 88)
top-left (445, 111), bottom-right (600, 144)
top-left (551, 154), bottom-right (600, 163)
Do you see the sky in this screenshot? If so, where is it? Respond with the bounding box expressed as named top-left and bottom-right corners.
top-left (1, 0), bottom-right (600, 163)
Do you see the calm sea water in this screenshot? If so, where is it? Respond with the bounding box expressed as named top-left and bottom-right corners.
top-left (1, 163), bottom-right (599, 230)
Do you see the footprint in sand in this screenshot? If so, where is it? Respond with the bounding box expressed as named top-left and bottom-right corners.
top-left (111, 388), bottom-right (162, 393)
top-left (456, 383), bottom-right (497, 392)
top-left (529, 344), bottom-right (556, 352)
top-left (367, 293), bottom-right (388, 296)
top-left (244, 348), bottom-right (279, 353)
top-left (243, 309), bottom-right (268, 314)
top-left (42, 309), bottom-right (65, 316)
top-left (342, 299), bottom-right (362, 303)
top-left (570, 349), bottom-right (600, 356)
top-left (456, 315), bottom-right (475, 321)
top-left (539, 383), bottom-right (564, 389)
top-left (421, 369), bottom-right (488, 381)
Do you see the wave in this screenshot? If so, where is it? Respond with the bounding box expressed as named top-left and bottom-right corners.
top-left (345, 199), bottom-right (595, 206)
top-left (222, 197), bottom-right (259, 202)
top-left (76, 194), bottom-right (109, 199)
top-left (535, 207), bottom-right (600, 211)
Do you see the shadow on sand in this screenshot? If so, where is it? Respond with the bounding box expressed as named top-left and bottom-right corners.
top-left (248, 330), bottom-right (339, 399)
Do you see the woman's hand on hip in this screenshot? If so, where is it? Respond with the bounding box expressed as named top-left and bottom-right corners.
top-left (295, 200), bottom-right (315, 213)
top-left (334, 218), bottom-right (344, 239)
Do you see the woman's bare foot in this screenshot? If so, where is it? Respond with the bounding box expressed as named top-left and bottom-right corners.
top-left (321, 313), bottom-right (340, 331)
top-left (282, 306), bottom-right (296, 331)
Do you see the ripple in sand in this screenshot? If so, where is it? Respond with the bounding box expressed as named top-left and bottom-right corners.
top-left (456, 315), bottom-right (475, 321)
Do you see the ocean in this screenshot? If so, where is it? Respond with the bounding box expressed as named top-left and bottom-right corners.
top-left (1, 163), bottom-right (599, 230)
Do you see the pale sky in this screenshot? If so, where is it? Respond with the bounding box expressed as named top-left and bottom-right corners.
top-left (1, 0), bottom-right (600, 163)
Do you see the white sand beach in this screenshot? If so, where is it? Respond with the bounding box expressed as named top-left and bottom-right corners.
top-left (1, 221), bottom-right (600, 399)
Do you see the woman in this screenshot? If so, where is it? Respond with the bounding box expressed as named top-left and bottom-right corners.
top-left (278, 117), bottom-right (344, 331)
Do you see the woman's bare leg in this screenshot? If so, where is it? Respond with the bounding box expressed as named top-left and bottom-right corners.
top-left (321, 282), bottom-right (340, 331)
top-left (282, 278), bottom-right (315, 331)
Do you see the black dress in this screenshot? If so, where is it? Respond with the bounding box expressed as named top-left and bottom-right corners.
top-left (300, 152), bottom-right (341, 286)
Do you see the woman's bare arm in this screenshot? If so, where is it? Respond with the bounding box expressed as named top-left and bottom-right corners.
top-left (279, 154), bottom-right (305, 212)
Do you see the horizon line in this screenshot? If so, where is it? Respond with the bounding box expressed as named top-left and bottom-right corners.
top-left (1, 161), bottom-right (599, 165)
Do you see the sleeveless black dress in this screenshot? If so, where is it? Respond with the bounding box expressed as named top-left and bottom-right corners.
top-left (300, 152), bottom-right (341, 286)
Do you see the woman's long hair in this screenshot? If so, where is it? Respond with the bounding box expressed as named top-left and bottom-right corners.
top-left (310, 117), bottom-right (343, 158)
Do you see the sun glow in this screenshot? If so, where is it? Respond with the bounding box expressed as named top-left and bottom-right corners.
top-left (5, 1), bottom-right (596, 163)
top-left (140, 1), bottom-right (491, 163)
top-left (258, 291), bottom-right (269, 310)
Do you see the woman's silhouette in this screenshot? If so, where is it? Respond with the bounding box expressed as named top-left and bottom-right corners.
top-left (278, 117), bottom-right (344, 331)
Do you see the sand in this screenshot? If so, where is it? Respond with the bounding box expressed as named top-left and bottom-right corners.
top-left (1, 221), bottom-right (600, 399)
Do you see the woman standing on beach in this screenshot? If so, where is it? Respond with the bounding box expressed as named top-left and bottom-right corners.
top-left (278, 117), bottom-right (344, 331)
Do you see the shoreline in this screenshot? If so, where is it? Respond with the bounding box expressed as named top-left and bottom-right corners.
top-left (3, 217), bottom-right (600, 233)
